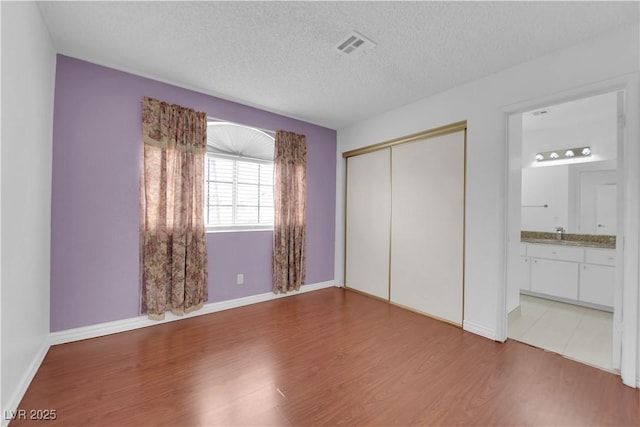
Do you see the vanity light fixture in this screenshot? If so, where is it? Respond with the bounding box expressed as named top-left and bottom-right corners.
top-left (535, 146), bottom-right (592, 162)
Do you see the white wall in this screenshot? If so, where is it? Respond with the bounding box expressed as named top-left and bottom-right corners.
top-left (1, 1), bottom-right (56, 417)
top-left (521, 166), bottom-right (569, 232)
top-left (519, 92), bottom-right (618, 233)
top-left (335, 25), bottom-right (638, 349)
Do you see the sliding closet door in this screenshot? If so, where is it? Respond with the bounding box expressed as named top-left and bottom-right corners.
top-left (345, 148), bottom-right (391, 300)
top-left (390, 131), bottom-right (465, 325)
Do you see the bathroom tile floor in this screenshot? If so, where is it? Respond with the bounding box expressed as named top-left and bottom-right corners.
top-left (508, 294), bottom-right (613, 372)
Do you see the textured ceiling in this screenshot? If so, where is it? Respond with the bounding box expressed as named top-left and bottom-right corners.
top-left (37, 1), bottom-right (639, 129)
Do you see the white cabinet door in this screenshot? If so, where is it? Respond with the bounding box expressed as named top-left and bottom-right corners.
top-left (345, 149), bottom-right (391, 300)
top-left (530, 258), bottom-right (579, 300)
top-left (580, 264), bottom-right (614, 307)
top-left (519, 257), bottom-right (531, 291)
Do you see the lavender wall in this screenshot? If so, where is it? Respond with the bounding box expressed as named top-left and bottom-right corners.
top-left (50, 55), bottom-right (336, 332)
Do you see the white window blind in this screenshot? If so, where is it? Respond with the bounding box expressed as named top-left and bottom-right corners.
top-left (205, 154), bottom-right (274, 228)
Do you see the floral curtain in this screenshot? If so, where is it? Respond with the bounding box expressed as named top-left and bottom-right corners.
top-left (140, 96), bottom-right (208, 319)
top-left (273, 130), bottom-right (307, 294)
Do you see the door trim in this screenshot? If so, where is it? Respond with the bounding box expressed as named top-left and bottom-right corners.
top-left (500, 73), bottom-right (639, 387)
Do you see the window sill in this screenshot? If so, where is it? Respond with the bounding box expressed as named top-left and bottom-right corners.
top-left (206, 226), bottom-right (273, 234)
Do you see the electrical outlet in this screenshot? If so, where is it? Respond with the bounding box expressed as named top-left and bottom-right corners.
top-left (237, 273), bottom-right (244, 285)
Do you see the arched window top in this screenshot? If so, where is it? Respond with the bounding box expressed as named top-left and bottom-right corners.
top-left (207, 121), bottom-right (274, 161)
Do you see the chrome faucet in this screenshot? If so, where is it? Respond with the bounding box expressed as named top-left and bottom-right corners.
top-left (555, 227), bottom-right (565, 241)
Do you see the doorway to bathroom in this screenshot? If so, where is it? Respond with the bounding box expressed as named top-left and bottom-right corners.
top-left (505, 90), bottom-right (622, 373)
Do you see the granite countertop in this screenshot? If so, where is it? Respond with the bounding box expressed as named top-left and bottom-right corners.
top-left (521, 231), bottom-right (616, 249)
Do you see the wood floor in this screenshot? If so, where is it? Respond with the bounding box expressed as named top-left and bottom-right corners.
top-left (12, 288), bottom-right (639, 426)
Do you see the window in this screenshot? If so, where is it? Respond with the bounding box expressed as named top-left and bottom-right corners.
top-left (205, 155), bottom-right (273, 227)
top-left (205, 122), bottom-right (275, 230)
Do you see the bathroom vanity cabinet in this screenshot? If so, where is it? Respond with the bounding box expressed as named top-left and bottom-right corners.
top-left (519, 242), bottom-right (615, 310)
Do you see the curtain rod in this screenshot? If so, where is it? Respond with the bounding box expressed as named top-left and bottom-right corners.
top-left (207, 116), bottom-right (276, 136)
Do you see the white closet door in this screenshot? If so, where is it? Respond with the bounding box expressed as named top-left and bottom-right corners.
top-left (345, 148), bottom-right (391, 300)
top-left (390, 131), bottom-right (465, 324)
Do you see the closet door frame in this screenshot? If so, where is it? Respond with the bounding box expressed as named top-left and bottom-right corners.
top-left (343, 120), bottom-right (467, 323)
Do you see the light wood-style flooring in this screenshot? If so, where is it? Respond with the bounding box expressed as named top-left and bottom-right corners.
top-left (12, 288), bottom-right (639, 426)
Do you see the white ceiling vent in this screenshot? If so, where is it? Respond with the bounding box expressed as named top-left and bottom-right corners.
top-left (335, 31), bottom-right (377, 57)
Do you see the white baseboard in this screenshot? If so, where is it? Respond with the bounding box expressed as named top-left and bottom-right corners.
top-left (50, 280), bottom-right (336, 345)
top-left (2, 341), bottom-right (49, 427)
top-left (463, 320), bottom-right (497, 341)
